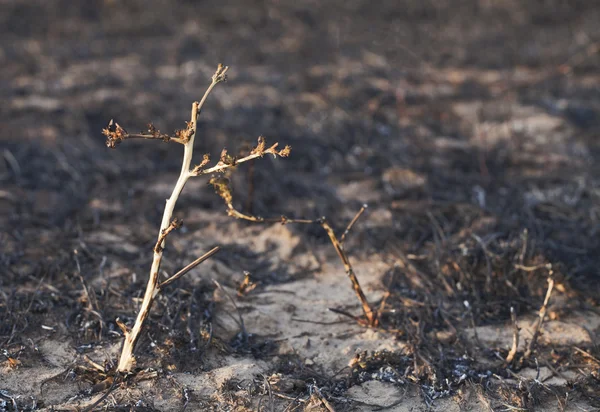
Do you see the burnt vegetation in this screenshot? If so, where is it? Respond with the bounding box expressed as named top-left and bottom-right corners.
top-left (2, 0), bottom-right (600, 410)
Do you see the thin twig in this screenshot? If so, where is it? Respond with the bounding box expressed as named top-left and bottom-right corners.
top-left (213, 280), bottom-right (247, 341)
top-left (573, 346), bottom-right (600, 365)
top-left (263, 374), bottom-right (275, 412)
top-left (82, 375), bottom-right (121, 412)
top-left (291, 317), bottom-right (346, 325)
top-left (74, 250), bottom-right (95, 313)
top-left (159, 247), bottom-right (220, 289)
top-left (74, 249), bottom-right (105, 339)
top-left (524, 274), bottom-right (555, 360)
top-left (103, 121), bottom-right (189, 148)
top-left (340, 204), bottom-right (368, 244)
top-left (112, 65), bottom-right (228, 373)
top-left (506, 306), bottom-right (520, 364)
top-left (471, 233), bottom-right (493, 292)
top-left (320, 219), bottom-right (377, 326)
top-left (84, 355), bottom-right (106, 373)
top-left (191, 138), bottom-right (290, 176)
top-left (310, 386), bottom-right (336, 412)
top-left (514, 263), bottom-right (552, 272)
top-left (328, 307), bottom-right (363, 323)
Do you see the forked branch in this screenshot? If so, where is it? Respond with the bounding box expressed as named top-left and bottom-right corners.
top-left (105, 62), bottom-right (371, 379)
top-left (105, 64), bottom-right (292, 373)
top-left (112, 65), bottom-right (224, 371)
top-left (209, 177), bottom-right (378, 326)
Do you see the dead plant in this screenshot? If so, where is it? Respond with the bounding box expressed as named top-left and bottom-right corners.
top-left (208, 177), bottom-right (378, 326)
top-left (103, 63), bottom-right (377, 377)
top-left (103, 64), bottom-right (290, 373)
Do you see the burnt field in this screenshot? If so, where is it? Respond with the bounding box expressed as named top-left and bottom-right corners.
top-left (1, 1), bottom-right (600, 410)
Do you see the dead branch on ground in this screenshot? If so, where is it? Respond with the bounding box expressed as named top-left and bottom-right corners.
top-left (209, 175), bottom-right (378, 326)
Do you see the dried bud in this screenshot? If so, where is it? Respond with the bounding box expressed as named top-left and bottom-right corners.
top-left (212, 63), bottom-right (229, 84)
top-left (175, 121), bottom-right (195, 143)
top-left (251, 136), bottom-right (267, 156)
top-left (103, 119), bottom-right (128, 148)
top-left (219, 149), bottom-right (236, 167)
top-left (147, 123), bottom-right (157, 135)
top-left (191, 154), bottom-right (211, 174)
top-left (146, 123), bottom-right (171, 142)
top-left (237, 271), bottom-right (257, 296)
top-left (278, 145), bottom-right (292, 157)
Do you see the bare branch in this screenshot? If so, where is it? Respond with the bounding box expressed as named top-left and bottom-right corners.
top-left (159, 246), bottom-right (221, 289)
top-left (103, 120), bottom-right (189, 148)
top-left (524, 272), bottom-right (555, 360)
top-left (213, 279), bottom-right (247, 340)
top-left (114, 64), bottom-right (227, 373)
top-left (207, 175), bottom-right (377, 326)
top-left (340, 203), bottom-right (368, 244)
top-left (191, 136), bottom-right (291, 176)
top-left (505, 306), bottom-right (519, 364)
top-left (320, 219), bottom-right (378, 326)
top-left (103, 67), bottom-right (230, 149)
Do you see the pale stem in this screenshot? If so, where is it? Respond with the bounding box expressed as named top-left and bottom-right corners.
top-left (117, 69), bottom-right (226, 372)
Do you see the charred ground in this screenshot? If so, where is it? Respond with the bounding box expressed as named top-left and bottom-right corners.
top-left (1, 0), bottom-right (600, 410)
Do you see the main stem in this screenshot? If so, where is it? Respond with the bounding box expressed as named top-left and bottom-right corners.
top-left (117, 103), bottom-right (201, 373)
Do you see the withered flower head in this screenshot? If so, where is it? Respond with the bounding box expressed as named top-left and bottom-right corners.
top-left (102, 119), bottom-right (128, 148)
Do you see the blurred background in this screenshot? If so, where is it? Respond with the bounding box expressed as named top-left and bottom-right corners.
top-left (2, 0), bottom-right (599, 283)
